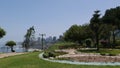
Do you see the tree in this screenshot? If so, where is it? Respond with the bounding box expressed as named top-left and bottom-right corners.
top-left (90, 10), bottom-right (102, 50)
top-left (22, 26), bottom-right (35, 51)
top-left (58, 35), bottom-right (64, 42)
top-left (81, 24), bottom-right (93, 40)
top-left (64, 25), bottom-right (80, 43)
top-left (6, 41), bottom-right (16, 52)
top-left (102, 6), bottom-right (120, 46)
top-left (0, 27), bottom-right (6, 39)
top-left (64, 24), bottom-right (92, 45)
top-left (53, 36), bottom-right (57, 43)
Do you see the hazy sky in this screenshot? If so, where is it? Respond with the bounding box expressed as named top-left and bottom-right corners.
top-left (0, 0), bottom-right (120, 43)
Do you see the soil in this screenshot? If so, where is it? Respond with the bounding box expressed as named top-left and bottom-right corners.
top-left (56, 49), bottom-right (120, 62)
top-left (0, 52), bottom-right (25, 58)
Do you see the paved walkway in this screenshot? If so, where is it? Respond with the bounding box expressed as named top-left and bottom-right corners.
top-left (39, 52), bottom-right (120, 66)
top-left (0, 52), bottom-right (25, 58)
top-left (56, 49), bottom-right (120, 62)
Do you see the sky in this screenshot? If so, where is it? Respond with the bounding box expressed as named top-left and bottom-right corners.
top-left (0, 0), bottom-right (120, 43)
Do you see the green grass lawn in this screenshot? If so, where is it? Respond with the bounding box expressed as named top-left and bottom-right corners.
top-left (78, 48), bottom-right (120, 55)
top-left (0, 52), bottom-right (120, 68)
top-left (48, 42), bottom-right (78, 51)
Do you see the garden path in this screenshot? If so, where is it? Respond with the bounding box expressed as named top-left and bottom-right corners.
top-left (0, 52), bottom-right (25, 58)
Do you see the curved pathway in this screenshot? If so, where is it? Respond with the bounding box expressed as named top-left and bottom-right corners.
top-left (39, 49), bottom-right (120, 66)
top-left (56, 49), bottom-right (120, 62)
top-left (0, 52), bottom-right (25, 58)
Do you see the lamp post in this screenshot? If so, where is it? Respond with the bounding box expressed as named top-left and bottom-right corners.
top-left (39, 34), bottom-right (46, 50)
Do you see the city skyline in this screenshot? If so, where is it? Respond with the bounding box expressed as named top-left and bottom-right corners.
top-left (0, 0), bottom-right (120, 43)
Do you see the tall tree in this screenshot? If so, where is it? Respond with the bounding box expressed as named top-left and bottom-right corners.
top-left (102, 6), bottom-right (120, 46)
top-left (6, 41), bottom-right (16, 52)
top-left (58, 35), bottom-right (64, 42)
top-left (64, 24), bottom-right (92, 45)
top-left (64, 25), bottom-right (80, 43)
top-left (22, 26), bottom-right (35, 51)
top-left (82, 24), bottom-right (93, 40)
top-left (0, 27), bottom-right (6, 39)
top-left (90, 10), bottom-right (102, 50)
top-left (53, 36), bottom-right (57, 43)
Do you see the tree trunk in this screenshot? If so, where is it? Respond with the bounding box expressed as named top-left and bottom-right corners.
top-left (112, 31), bottom-right (116, 48)
top-left (108, 35), bottom-right (111, 48)
top-left (11, 46), bottom-right (14, 52)
top-left (23, 43), bottom-right (29, 52)
top-left (96, 33), bottom-right (99, 51)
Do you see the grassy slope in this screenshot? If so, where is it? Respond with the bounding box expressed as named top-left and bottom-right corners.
top-left (78, 49), bottom-right (120, 55)
top-left (47, 42), bottom-right (76, 51)
top-left (0, 52), bottom-right (119, 68)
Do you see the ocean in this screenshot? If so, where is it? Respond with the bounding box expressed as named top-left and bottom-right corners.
top-left (0, 44), bottom-right (25, 53)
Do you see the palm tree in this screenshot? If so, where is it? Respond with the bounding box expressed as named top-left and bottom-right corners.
top-left (6, 41), bottom-right (16, 52)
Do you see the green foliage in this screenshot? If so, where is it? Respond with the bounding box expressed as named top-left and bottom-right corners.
top-left (6, 41), bottom-right (16, 52)
top-left (58, 35), bottom-right (64, 42)
top-left (64, 24), bottom-right (93, 44)
top-left (43, 51), bottom-right (56, 58)
top-left (48, 51), bottom-right (56, 57)
top-left (48, 42), bottom-right (79, 51)
top-left (6, 41), bottom-right (16, 47)
top-left (64, 25), bottom-right (80, 42)
top-left (43, 51), bottom-right (67, 58)
top-left (43, 52), bottom-right (49, 58)
top-left (0, 27), bottom-right (6, 39)
top-left (102, 6), bottom-right (120, 27)
top-left (90, 10), bottom-right (102, 50)
top-left (22, 26), bottom-right (35, 51)
top-left (63, 6), bottom-right (120, 49)
top-left (99, 24), bottom-right (111, 40)
top-left (85, 39), bottom-right (92, 47)
top-left (90, 10), bottom-right (101, 32)
top-left (78, 48), bottom-right (120, 55)
top-left (116, 40), bottom-right (120, 46)
top-left (100, 53), bottom-right (117, 56)
top-left (102, 6), bottom-right (120, 45)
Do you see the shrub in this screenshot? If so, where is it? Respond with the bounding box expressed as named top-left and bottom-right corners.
top-left (109, 53), bottom-right (117, 56)
top-left (43, 50), bottom-right (68, 58)
top-left (116, 40), bottom-right (120, 46)
top-left (48, 52), bottom-right (56, 57)
top-left (100, 53), bottom-right (106, 56)
top-left (85, 39), bottom-right (91, 48)
top-left (43, 51), bottom-right (56, 58)
top-left (100, 53), bottom-right (117, 56)
top-left (43, 53), bottom-right (49, 58)
top-left (58, 42), bottom-right (79, 49)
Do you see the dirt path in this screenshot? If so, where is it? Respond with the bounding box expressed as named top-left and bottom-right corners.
top-left (56, 49), bottom-right (120, 62)
top-left (0, 52), bottom-right (25, 58)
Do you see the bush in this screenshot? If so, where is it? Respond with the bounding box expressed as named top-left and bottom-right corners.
top-left (54, 51), bottom-right (67, 56)
top-left (58, 42), bottom-right (79, 49)
top-left (43, 50), bottom-right (68, 58)
top-left (85, 39), bottom-right (91, 48)
top-left (100, 53), bottom-right (117, 56)
top-left (109, 53), bottom-right (117, 56)
top-left (48, 52), bottom-right (56, 57)
top-left (116, 40), bottom-right (120, 46)
top-left (100, 53), bottom-right (106, 56)
top-left (43, 53), bottom-right (49, 58)
top-left (43, 51), bottom-right (56, 58)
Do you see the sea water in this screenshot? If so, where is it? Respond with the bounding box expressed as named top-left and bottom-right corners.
top-left (0, 44), bottom-right (25, 53)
